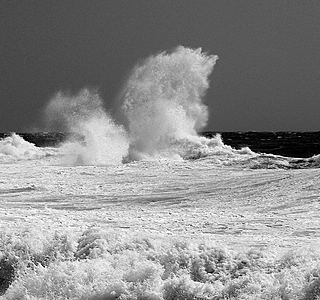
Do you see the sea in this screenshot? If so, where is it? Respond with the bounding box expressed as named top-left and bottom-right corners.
top-left (1, 130), bottom-right (320, 299)
top-left (1, 131), bottom-right (320, 158)
top-left (1, 46), bottom-right (320, 299)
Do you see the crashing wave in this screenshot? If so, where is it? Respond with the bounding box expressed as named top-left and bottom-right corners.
top-left (45, 89), bottom-right (129, 165)
top-left (120, 46), bottom-right (218, 160)
top-left (0, 133), bottom-right (57, 162)
top-left (3, 46), bottom-right (319, 169)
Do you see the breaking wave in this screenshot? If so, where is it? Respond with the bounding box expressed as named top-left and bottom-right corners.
top-left (0, 133), bottom-right (57, 163)
top-left (1, 46), bottom-right (319, 168)
top-left (1, 132), bottom-right (319, 169)
top-left (120, 46), bottom-right (218, 160)
top-left (45, 89), bottom-right (129, 165)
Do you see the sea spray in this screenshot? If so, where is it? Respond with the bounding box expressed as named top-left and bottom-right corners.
top-left (120, 46), bottom-right (218, 159)
top-left (45, 89), bottom-right (129, 165)
top-left (41, 47), bottom-right (255, 164)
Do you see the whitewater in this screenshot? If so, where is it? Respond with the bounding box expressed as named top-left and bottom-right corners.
top-left (1, 47), bottom-right (320, 299)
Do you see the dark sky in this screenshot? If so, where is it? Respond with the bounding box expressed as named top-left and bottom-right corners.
top-left (1, 0), bottom-right (320, 132)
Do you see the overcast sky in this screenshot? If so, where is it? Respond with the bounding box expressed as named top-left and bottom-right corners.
top-left (1, 0), bottom-right (320, 132)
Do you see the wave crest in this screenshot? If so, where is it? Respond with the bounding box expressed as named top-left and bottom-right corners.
top-left (0, 133), bottom-right (57, 162)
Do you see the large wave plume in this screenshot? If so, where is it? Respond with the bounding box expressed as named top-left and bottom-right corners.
top-left (120, 46), bottom-right (218, 159)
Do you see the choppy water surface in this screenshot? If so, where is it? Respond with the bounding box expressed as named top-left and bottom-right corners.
top-left (1, 46), bottom-right (320, 299)
top-left (0, 132), bottom-right (320, 299)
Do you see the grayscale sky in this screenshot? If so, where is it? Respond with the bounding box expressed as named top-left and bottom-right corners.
top-left (1, 0), bottom-right (320, 132)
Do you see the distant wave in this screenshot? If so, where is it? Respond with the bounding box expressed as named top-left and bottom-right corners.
top-left (0, 133), bottom-right (57, 162)
top-left (1, 132), bottom-right (319, 169)
top-left (201, 148), bottom-right (320, 169)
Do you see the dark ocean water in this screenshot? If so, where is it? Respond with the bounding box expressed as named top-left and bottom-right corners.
top-left (1, 132), bottom-right (320, 158)
top-left (204, 132), bottom-right (320, 158)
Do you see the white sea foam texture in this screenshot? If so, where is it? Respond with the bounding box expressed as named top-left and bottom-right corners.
top-left (3, 229), bottom-right (320, 299)
top-left (45, 89), bottom-right (129, 165)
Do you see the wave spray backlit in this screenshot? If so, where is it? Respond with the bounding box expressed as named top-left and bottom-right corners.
top-left (1, 47), bottom-right (319, 168)
top-left (121, 46), bottom-right (219, 159)
top-left (45, 89), bottom-right (128, 165)
top-left (0, 46), bottom-right (261, 165)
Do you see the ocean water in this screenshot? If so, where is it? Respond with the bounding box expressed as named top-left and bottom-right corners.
top-left (1, 47), bottom-right (320, 299)
top-left (2, 130), bottom-right (320, 158)
top-left (1, 132), bottom-right (320, 299)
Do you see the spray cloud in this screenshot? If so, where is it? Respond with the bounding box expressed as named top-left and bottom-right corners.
top-left (120, 46), bottom-right (218, 159)
top-left (43, 46), bottom-right (219, 164)
top-left (45, 88), bottom-right (128, 165)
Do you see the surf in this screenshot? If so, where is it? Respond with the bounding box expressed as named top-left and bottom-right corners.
top-left (1, 46), bottom-right (319, 169)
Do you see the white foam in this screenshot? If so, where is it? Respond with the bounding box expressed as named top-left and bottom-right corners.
top-left (0, 133), bottom-right (57, 162)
